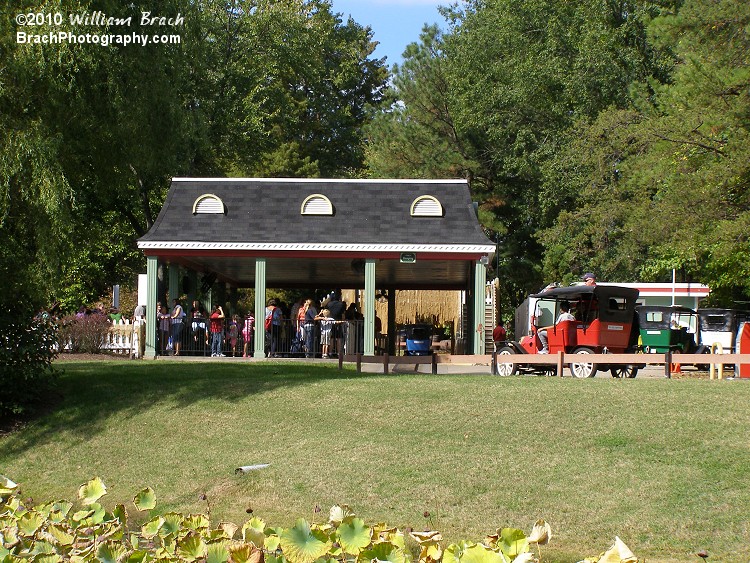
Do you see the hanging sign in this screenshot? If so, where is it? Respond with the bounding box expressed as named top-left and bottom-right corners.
top-left (400, 252), bottom-right (417, 264)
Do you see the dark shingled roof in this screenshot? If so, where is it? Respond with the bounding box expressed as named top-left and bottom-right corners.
top-left (139, 178), bottom-right (494, 248)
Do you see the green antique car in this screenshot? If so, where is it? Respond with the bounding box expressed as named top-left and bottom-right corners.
top-left (636, 305), bottom-right (699, 353)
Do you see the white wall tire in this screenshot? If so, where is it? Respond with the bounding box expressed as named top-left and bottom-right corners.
top-left (496, 346), bottom-right (518, 376)
top-left (570, 347), bottom-right (597, 378)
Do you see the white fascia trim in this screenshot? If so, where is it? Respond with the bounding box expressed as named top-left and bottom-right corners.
top-left (171, 177), bottom-right (467, 185)
top-left (138, 241), bottom-right (496, 254)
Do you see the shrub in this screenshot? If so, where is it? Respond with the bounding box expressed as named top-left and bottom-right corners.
top-left (0, 308), bottom-right (58, 418)
top-left (57, 314), bottom-right (112, 353)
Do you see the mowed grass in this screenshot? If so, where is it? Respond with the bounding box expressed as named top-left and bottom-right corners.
top-left (2, 361), bottom-right (750, 562)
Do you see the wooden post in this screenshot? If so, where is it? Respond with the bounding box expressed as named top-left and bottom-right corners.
top-left (665, 351), bottom-right (672, 379)
top-left (356, 353), bottom-right (362, 373)
top-left (431, 353), bottom-right (437, 375)
top-left (491, 350), bottom-right (497, 375)
top-left (384, 352), bottom-right (389, 374)
top-left (556, 351), bottom-right (564, 377)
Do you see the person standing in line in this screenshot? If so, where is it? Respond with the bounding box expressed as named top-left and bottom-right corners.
top-left (228, 314), bottom-right (239, 356)
top-left (265, 299), bottom-right (283, 357)
top-left (303, 298), bottom-right (318, 358)
top-left (242, 311), bottom-right (255, 358)
top-left (170, 298), bottom-right (186, 356)
top-left (209, 304), bottom-right (226, 357)
top-left (158, 303), bottom-right (171, 355)
top-left (208, 304), bottom-right (225, 358)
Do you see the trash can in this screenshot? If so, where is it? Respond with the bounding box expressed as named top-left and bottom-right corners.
top-left (405, 324), bottom-right (433, 356)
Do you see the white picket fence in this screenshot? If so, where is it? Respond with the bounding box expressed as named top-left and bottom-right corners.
top-left (59, 318), bottom-right (144, 358)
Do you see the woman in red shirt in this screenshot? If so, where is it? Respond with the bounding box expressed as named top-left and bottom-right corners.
top-left (209, 304), bottom-right (225, 357)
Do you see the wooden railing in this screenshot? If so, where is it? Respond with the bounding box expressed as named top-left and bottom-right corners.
top-left (339, 349), bottom-right (750, 379)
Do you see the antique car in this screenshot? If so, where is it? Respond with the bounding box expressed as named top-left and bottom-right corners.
top-left (636, 305), bottom-right (699, 354)
top-left (697, 308), bottom-right (750, 353)
top-left (498, 285), bottom-right (641, 378)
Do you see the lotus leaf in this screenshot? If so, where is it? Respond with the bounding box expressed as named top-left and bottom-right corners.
top-left (410, 531), bottom-right (442, 563)
top-left (134, 488), bottom-right (157, 512)
top-left (184, 514), bottom-right (210, 532)
top-left (361, 541), bottom-right (408, 563)
top-left (216, 522), bottom-right (238, 539)
top-left (97, 541), bottom-right (128, 563)
top-left (32, 554), bottom-right (61, 563)
top-left (18, 511), bottom-right (45, 536)
top-left (328, 505), bottom-right (355, 525)
top-left (243, 517), bottom-right (266, 546)
top-left (279, 519), bottom-right (333, 563)
top-left (2, 526), bottom-right (19, 548)
top-left (31, 539), bottom-right (56, 554)
top-left (159, 513), bottom-right (184, 537)
top-left (265, 535), bottom-right (281, 552)
top-left (228, 544), bottom-right (263, 563)
top-left (206, 542), bottom-right (230, 563)
top-left (409, 531), bottom-right (443, 544)
top-left (265, 554), bottom-right (286, 563)
top-left (77, 477), bottom-right (107, 505)
top-left (447, 543), bottom-right (507, 563)
top-left (71, 508), bottom-right (95, 523)
top-left (597, 537), bottom-right (637, 563)
top-left (0, 475), bottom-right (19, 496)
top-left (498, 529), bottom-right (528, 560)
top-left (88, 503), bottom-right (107, 525)
top-left (48, 524), bottom-right (74, 546)
top-left (442, 540), bottom-right (475, 563)
top-left (126, 549), bottom-right (151, 563)
top-left (177, 533), bottom-right (207, 561)
top-left (336, 517), bottom-right (371, 555)
top-left (142, 516), bottom-right (165, 539)
top-left (129, 532), bottom-right (141, 549)
top-left (527, 520), bottom-right (551, 546)
top-left (373, 527), bottom-right (405, 550)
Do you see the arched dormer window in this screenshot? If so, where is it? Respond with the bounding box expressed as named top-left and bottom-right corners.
top-left (192, 194), bottom-right (225, 214)
top-left (410, 195), bottom-right (443, 217)
top-left (301, 194), bottom-right (333, 215)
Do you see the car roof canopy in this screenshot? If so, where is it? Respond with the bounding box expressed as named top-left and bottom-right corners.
top-left (531, 285), bottom-right (639, 303)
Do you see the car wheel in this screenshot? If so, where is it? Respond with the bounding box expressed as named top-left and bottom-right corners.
top-left (610, 365), bottom-right (638, 378)
top-left (495, 346), bottom-right (518, 376)
top-left (570, 347), bottom-right (597, 378)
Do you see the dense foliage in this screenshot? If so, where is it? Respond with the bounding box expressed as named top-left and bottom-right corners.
top-left (0, 0), bottom-right (387, 312)
top-left (366, 0), bottom-right (749, 310)
top-left (0, 476), bottom-right (643, 563)
top-left (0, 310), bottom-right (57, 418)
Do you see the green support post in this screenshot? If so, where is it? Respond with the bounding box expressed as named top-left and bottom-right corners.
top-left (254, 258), bottom-right (267, 358)
top-left (145, 256), bottom-right (158, 358)
top-left (473, 260), bottom-right (487, 355)
top-left (364, 259), bottom-right (376, 356)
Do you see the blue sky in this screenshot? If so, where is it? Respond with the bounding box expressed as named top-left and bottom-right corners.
top-left (331, 0), bottom-right (447, 68)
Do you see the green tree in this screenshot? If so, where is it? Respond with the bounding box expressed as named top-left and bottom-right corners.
top-left (540, 0), bottom-right (750, 302)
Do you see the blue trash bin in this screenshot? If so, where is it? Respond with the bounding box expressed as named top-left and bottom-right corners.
top-left (405, 324), bottom-right (433, 356)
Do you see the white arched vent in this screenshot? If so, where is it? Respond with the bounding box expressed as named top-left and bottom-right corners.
top-left (192, 194), bottom-right (225, 215)
top-left (301, 194), bottom-right (333, 215)
top-left (410, 195), bottom-right (443, 217)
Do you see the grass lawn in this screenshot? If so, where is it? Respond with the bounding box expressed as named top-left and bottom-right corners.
top-left (2, 360), bottom-right (750, 562)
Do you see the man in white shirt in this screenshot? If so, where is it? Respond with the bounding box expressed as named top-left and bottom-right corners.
top-left (538, 301), bottom-right (576, 353)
